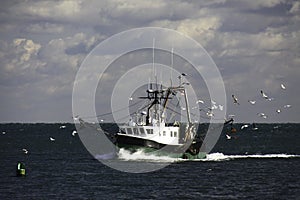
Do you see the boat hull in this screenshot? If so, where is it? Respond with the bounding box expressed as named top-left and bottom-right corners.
top-left (115, 135), bottom-right (206, 160)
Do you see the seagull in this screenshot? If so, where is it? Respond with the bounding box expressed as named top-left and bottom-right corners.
top-left (196, 99), bottom-right (204, 104)
top-left (211, 100), bottom-right (217, 105)
top-left (261, 90), bottom-right (268, 99)
top-left (50, 137), bottom-right (55, 141)
top-left (257, 113), bottom-right (268, 118)
top-left (181, 73), bottom-right (188, 76)
top-left (22, 148), bottom-right (28, 154)
top-left (241, 124), bottom-right (249, 130)
top-left (260, 90), bottom-right (273, 101)
top-left (71, 130), bottom-right (77, 136)
top-left (276, 109), bottom-right (281, 114)
top-left (284, 104), bottom-right (291, 108)
top-left (2, 131), bottom-right (5, 135)
top-left (59, 125), bottom-right (66, 129)
top-left (206, 110), bottom-right (214, 117)
top-left (248, 100), bottom-right (256, 105)
top-left (73, 115), bottom-right (79, 121)
top-left (232, 94), bottom-right (239, 105)
top-left (211, 104), bottom-right (218, 110)
top-left (218, 105), bottom-right (224, 111)
top-left (280, 83), bottom-right (286, 90)
top-left (129, 97), bottom-right (133, 101)
top-left (252, 123), bottom-right (258, 130)
top-left (226, 134), bottom-right (231, 140)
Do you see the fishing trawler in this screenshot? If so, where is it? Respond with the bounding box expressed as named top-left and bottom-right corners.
top-left (115, 78), bottom-right (206, 159)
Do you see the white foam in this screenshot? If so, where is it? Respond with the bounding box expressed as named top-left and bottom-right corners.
top-left (117, 148), bottom-right (178, 162)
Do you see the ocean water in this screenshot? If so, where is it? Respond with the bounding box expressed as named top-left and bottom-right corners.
top-left (0, 123), bottom-right (299, 199)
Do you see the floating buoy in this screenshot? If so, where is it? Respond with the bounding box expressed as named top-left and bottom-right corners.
top-left (16, 162), bottom-right (26, 176)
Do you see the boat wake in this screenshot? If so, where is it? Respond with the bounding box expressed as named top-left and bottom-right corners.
top-left (201, 152), bottom-right (300, 162)
top-left (117, 148), bottom-right (300, 163)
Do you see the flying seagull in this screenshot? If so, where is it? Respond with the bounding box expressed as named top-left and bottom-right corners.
top-left (260, 90), bottom-right (274, 101)
top-left (196, 99), bottom-right (204, 104)
top-left (73, 115), bottom-right (79, 121)
top-left (276, 109), bottom-right (281, 114)
top-left (206, 110), bottom-right (214, 117)
top-left (218, 105), bottom-right (224, 111)
top-left (211, 104), bottom-right (218, 110)
top-left (241, 124), bottom-right (249, 130)
top-left (252, 123), bottom-right (258, 130)
top-left (22, 148), bottom-right (29, 154)
top-left (257, 113), bottom-right (268, 119)
top-left (280, 83), bottom-right (286, 90)
top-left (232, 94), bottom-right (240, 105)
top-left (50, 137), bottom-right (55, 141)
top-left (248, 100), bottom-right (256, 105)
top-left (284, 104), bottom-right (291, 108)
top-left (71, 130), bottom-right (77, 136)
top-left (261, 90), bottom-right (269, 99)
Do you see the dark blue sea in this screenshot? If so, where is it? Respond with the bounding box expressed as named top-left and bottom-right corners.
top-left (0, 123), bottom-right (299, 199)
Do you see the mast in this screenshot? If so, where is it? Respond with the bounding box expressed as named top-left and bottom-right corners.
top-left (170, 47), bottom-right (173, 87)
top-left (182, 88), bottom-right (191, 123)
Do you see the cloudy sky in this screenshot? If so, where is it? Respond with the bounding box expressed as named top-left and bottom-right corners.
top-left (1, 0), bottom-right (299, 123)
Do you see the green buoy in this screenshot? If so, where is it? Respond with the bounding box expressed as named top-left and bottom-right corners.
top-left (16, 162), bottom-right (26, 176)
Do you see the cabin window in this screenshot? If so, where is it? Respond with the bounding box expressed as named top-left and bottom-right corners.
top-left (127, 128), bottom-right (133, 135)
top-left (163, 131), bottom-right (166, 136)
top-left (170, 131), bottom-right (173, 137)
top-left (133, 128), bottom-right (138, 135)
top-left (139, 128), bottom-right (145, 135)
top-left (146, 129), bottom-right (153, 134)
top-left (174, 131), bottom-right (177, 137)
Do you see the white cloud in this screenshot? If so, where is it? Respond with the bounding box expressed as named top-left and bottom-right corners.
top-left (0, 38), bottom-right (44, 76)
top-left (150, 17), bottom-right (222, 46)
top-left (226, 0), bottom-right (286, 10)
top-left (290, 1), bottom-right (300, 14)
top-left (25, 23), bottom-right (64, 34)
top-left (11, 0), bottom-right (81, 20)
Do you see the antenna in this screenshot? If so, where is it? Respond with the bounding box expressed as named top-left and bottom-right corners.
top-left (152, 38), bottom-right (158, 90)
top-left (170, 47), bottom-right (173, 87)
top-left (152, 38), bottom-right (155, 83)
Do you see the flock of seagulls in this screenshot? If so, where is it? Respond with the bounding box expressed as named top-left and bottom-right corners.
top-left (197, 99), bottom-right (225, 118)
top-left (223, 82), bottom-right (291, 139)
top-left (15, 125), bottom-right (78, 156)
top-left (196, 82), bottom-right (291, 122)
top-left (231, 83), bottom-right (291, 119)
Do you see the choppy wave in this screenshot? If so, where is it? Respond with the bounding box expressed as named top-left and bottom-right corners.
top-left (117, 148), bottom-right (300, 163)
